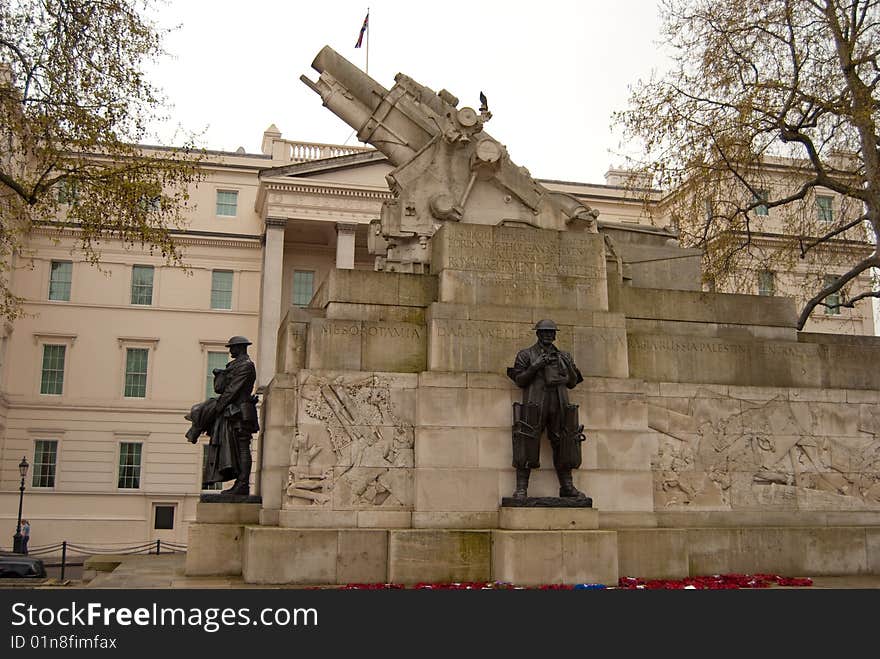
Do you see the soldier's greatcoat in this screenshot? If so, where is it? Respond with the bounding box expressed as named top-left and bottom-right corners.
top-left (507, 341), bottom-right (584, 469)
top-left (190, 354), bottom-right (258, 487)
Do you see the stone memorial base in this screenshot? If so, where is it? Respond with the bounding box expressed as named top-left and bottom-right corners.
top-left (185, 501), bottom-right (261, 577)
top-left (200, 493), bottom-right (262, 504)
top-left (500, 496), bottom-right (594, 507)
top-left (499, 506), bottom-right (598, 530)
top-left (493, 530), bottom-right (619, 586)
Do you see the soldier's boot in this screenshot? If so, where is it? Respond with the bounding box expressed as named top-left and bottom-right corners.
top-left (513, 468), bottom-right (530, 499)
top-left (223, 442), bottom-right (252, 495)
top-left (557, 468), bottom-right (586, 499)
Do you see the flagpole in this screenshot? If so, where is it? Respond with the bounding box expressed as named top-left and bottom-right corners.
top-left (365, 7), bottom-right (370, 76)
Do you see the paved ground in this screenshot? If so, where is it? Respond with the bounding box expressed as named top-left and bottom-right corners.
top-left (2, 554), bottom-right (874, 589)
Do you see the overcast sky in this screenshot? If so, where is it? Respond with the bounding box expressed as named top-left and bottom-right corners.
top-left (146, 0), bottom-right (667, 184)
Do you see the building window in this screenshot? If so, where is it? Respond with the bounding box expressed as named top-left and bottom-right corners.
top-left (817, 195), bottom-right (833, 222)
top-left (48, 261), bottom-right (72, 301)
top-left (201, 444), bottom-right (223, 491)
top-left (32, 440), bottom-right (58, 488)
top-left (124, 348), bottom-right (149, 398)
top-left (757, 271), bottom-right (775, 296)
top-left (117, 442), bottom-right (143, 488)
top-left (40, 344), bottom-right (66, 395)
top-left (753, 189), bottom-right (769, 216)
top-left (154, 505), bottom-right (175, 529)
top-left (216, 190), bottom-right (238, 216)
top-left (210, 270), bottom-right (233, 309)
top-left (130, 265), bottom-right (154, 305)
top-left (57, 180), bottom-right (78, 204)
top-left (824, 275), bottom-right (841, 315)
top-left (292, 270), bottom-right (315, 307)
top-left (206, 351), bottom-right (228, 398)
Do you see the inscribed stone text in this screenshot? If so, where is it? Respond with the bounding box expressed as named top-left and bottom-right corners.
top-left (321, 323), bottom-right (422, 339)
top-left (435, 323), bottom-right (534, 340)
top-left (443, 233), bottom-right (600, 279)
top-left (630, 337), bottom-right (801, 357)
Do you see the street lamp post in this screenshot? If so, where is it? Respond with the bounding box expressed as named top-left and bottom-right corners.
top-left (12, 456), bottom-right (29, 554)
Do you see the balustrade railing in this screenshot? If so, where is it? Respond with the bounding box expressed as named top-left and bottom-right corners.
top-left (278, 139), bottom-right (373, 162)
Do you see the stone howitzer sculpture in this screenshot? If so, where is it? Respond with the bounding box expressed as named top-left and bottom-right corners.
top-left (301, 46), bottom-right (598, 273)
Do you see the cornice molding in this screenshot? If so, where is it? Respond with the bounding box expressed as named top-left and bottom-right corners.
top-left (263, 181), bottom-right (393, 201)
top-left (30, 226), bottom-right (261, 250)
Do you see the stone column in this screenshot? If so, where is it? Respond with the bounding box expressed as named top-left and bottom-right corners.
top-left (335, 222), bottom-right (358, 269)
top-left (257, 218), bottom-right (286, 388)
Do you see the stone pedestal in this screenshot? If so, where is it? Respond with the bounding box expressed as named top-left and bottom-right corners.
top-left (185, 502), bottom-right (262, 577)
top-left (492, 530), bottom-right (619, 586)
top-left (499, 506), bottom-right (598, 530)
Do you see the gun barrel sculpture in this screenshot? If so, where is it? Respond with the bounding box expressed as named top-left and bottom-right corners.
top-left (301, 46), bottom-right (598, 272)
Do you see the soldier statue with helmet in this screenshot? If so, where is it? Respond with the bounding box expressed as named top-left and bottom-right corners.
top-left (185, 335), bottom-right (259, 496)
top-left (506, 320), bottom-right (589, 502)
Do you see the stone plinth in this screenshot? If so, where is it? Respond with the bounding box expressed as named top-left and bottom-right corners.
top-left (492, 530), bottom-right (619, 586)
top-left (242, 527), bottom-right (387, 585)
top-left (431, 223), bottom-right (608, 311)
top-left (499, 506), bottom-right (598, 530)
top-left (387, 530), bottom-right (491, 584)
top-left (279, 509), bottom-right (358, 528)
top-left (195, 502), bottom-right (261, 525)
top-left (500, 496), bottom-right (594, 507)
top-left (310, 268), bottom-right (438, 310)
top-left (616, 529), bottom-right (689, 579)
top-left (200, 494), bottom-right (262, 504)
top-left (185, 523), bottom-right (246, 577)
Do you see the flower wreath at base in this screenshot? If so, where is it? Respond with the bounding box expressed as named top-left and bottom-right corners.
top-left (332, 574), bottom-right (812, 590)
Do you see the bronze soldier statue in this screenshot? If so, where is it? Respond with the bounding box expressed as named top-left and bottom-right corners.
top-left (185, 335), bottom-right (259, 495)
top-left (507, 319), bottom-right (587, 500)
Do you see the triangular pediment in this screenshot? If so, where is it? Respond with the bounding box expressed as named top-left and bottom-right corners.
top-left (260, 150), bottom-right (392, 187)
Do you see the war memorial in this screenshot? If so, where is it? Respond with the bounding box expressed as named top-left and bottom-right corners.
top-left (185, 47), bottom-right (880, 586)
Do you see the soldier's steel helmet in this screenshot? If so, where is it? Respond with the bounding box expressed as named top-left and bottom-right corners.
top-left (534, 319), bottom-right (558, 332)
top-left (225, 335), bottom-right (252, 347)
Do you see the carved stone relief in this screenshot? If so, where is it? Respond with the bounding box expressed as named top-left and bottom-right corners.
top-left (285, 374), bottom-right (414, 508)
top-left (648, 389), bottom-right (880, 510)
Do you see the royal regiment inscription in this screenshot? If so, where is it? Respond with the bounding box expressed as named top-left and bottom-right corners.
top-left (432, 223), bottom-right (606, 281)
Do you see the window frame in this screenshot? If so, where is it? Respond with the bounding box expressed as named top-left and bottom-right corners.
top-left (205, 350), bottom-right (229, 399)
top-left (117, 338), bottom-right (158, 400)
top-left (57, 180), bottom-right (78, 205)
top-left (215, 189), bottom-right (239, 217)
top-left (32, 439), bottom-right (59, 489)
top-left (816, 195), bottom-right (834, 223)
top-left (117, 441), bottom-right (144, 489)
top-left (757, 270), bottom-right (776, 297)
top-left (292, 269), bottom-right (316, 307)
top-left (48, 260), bottom-right (73, 302)
top-left (210, 270), bottom-right (234, 310)
top-left (130, 265), bottom-right (155, 306)
top-left (753, 189), bottom-right (769, 217)
top-left (39, 343), bottom-right (67, 396)
top-left (153, 504), bottom-right (176, 530)
top-left (823, 275), bottom-right (842, 315)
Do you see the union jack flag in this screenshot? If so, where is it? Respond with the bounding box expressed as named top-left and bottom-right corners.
top-left (355, 11), bottom-right (369, 48)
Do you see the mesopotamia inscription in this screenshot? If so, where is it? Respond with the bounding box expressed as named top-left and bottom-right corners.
top-left (322, 323), bottom-right (422, 339)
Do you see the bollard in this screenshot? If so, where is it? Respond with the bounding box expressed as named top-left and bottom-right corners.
top-left (60, 541), bottom-right (67, 581)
